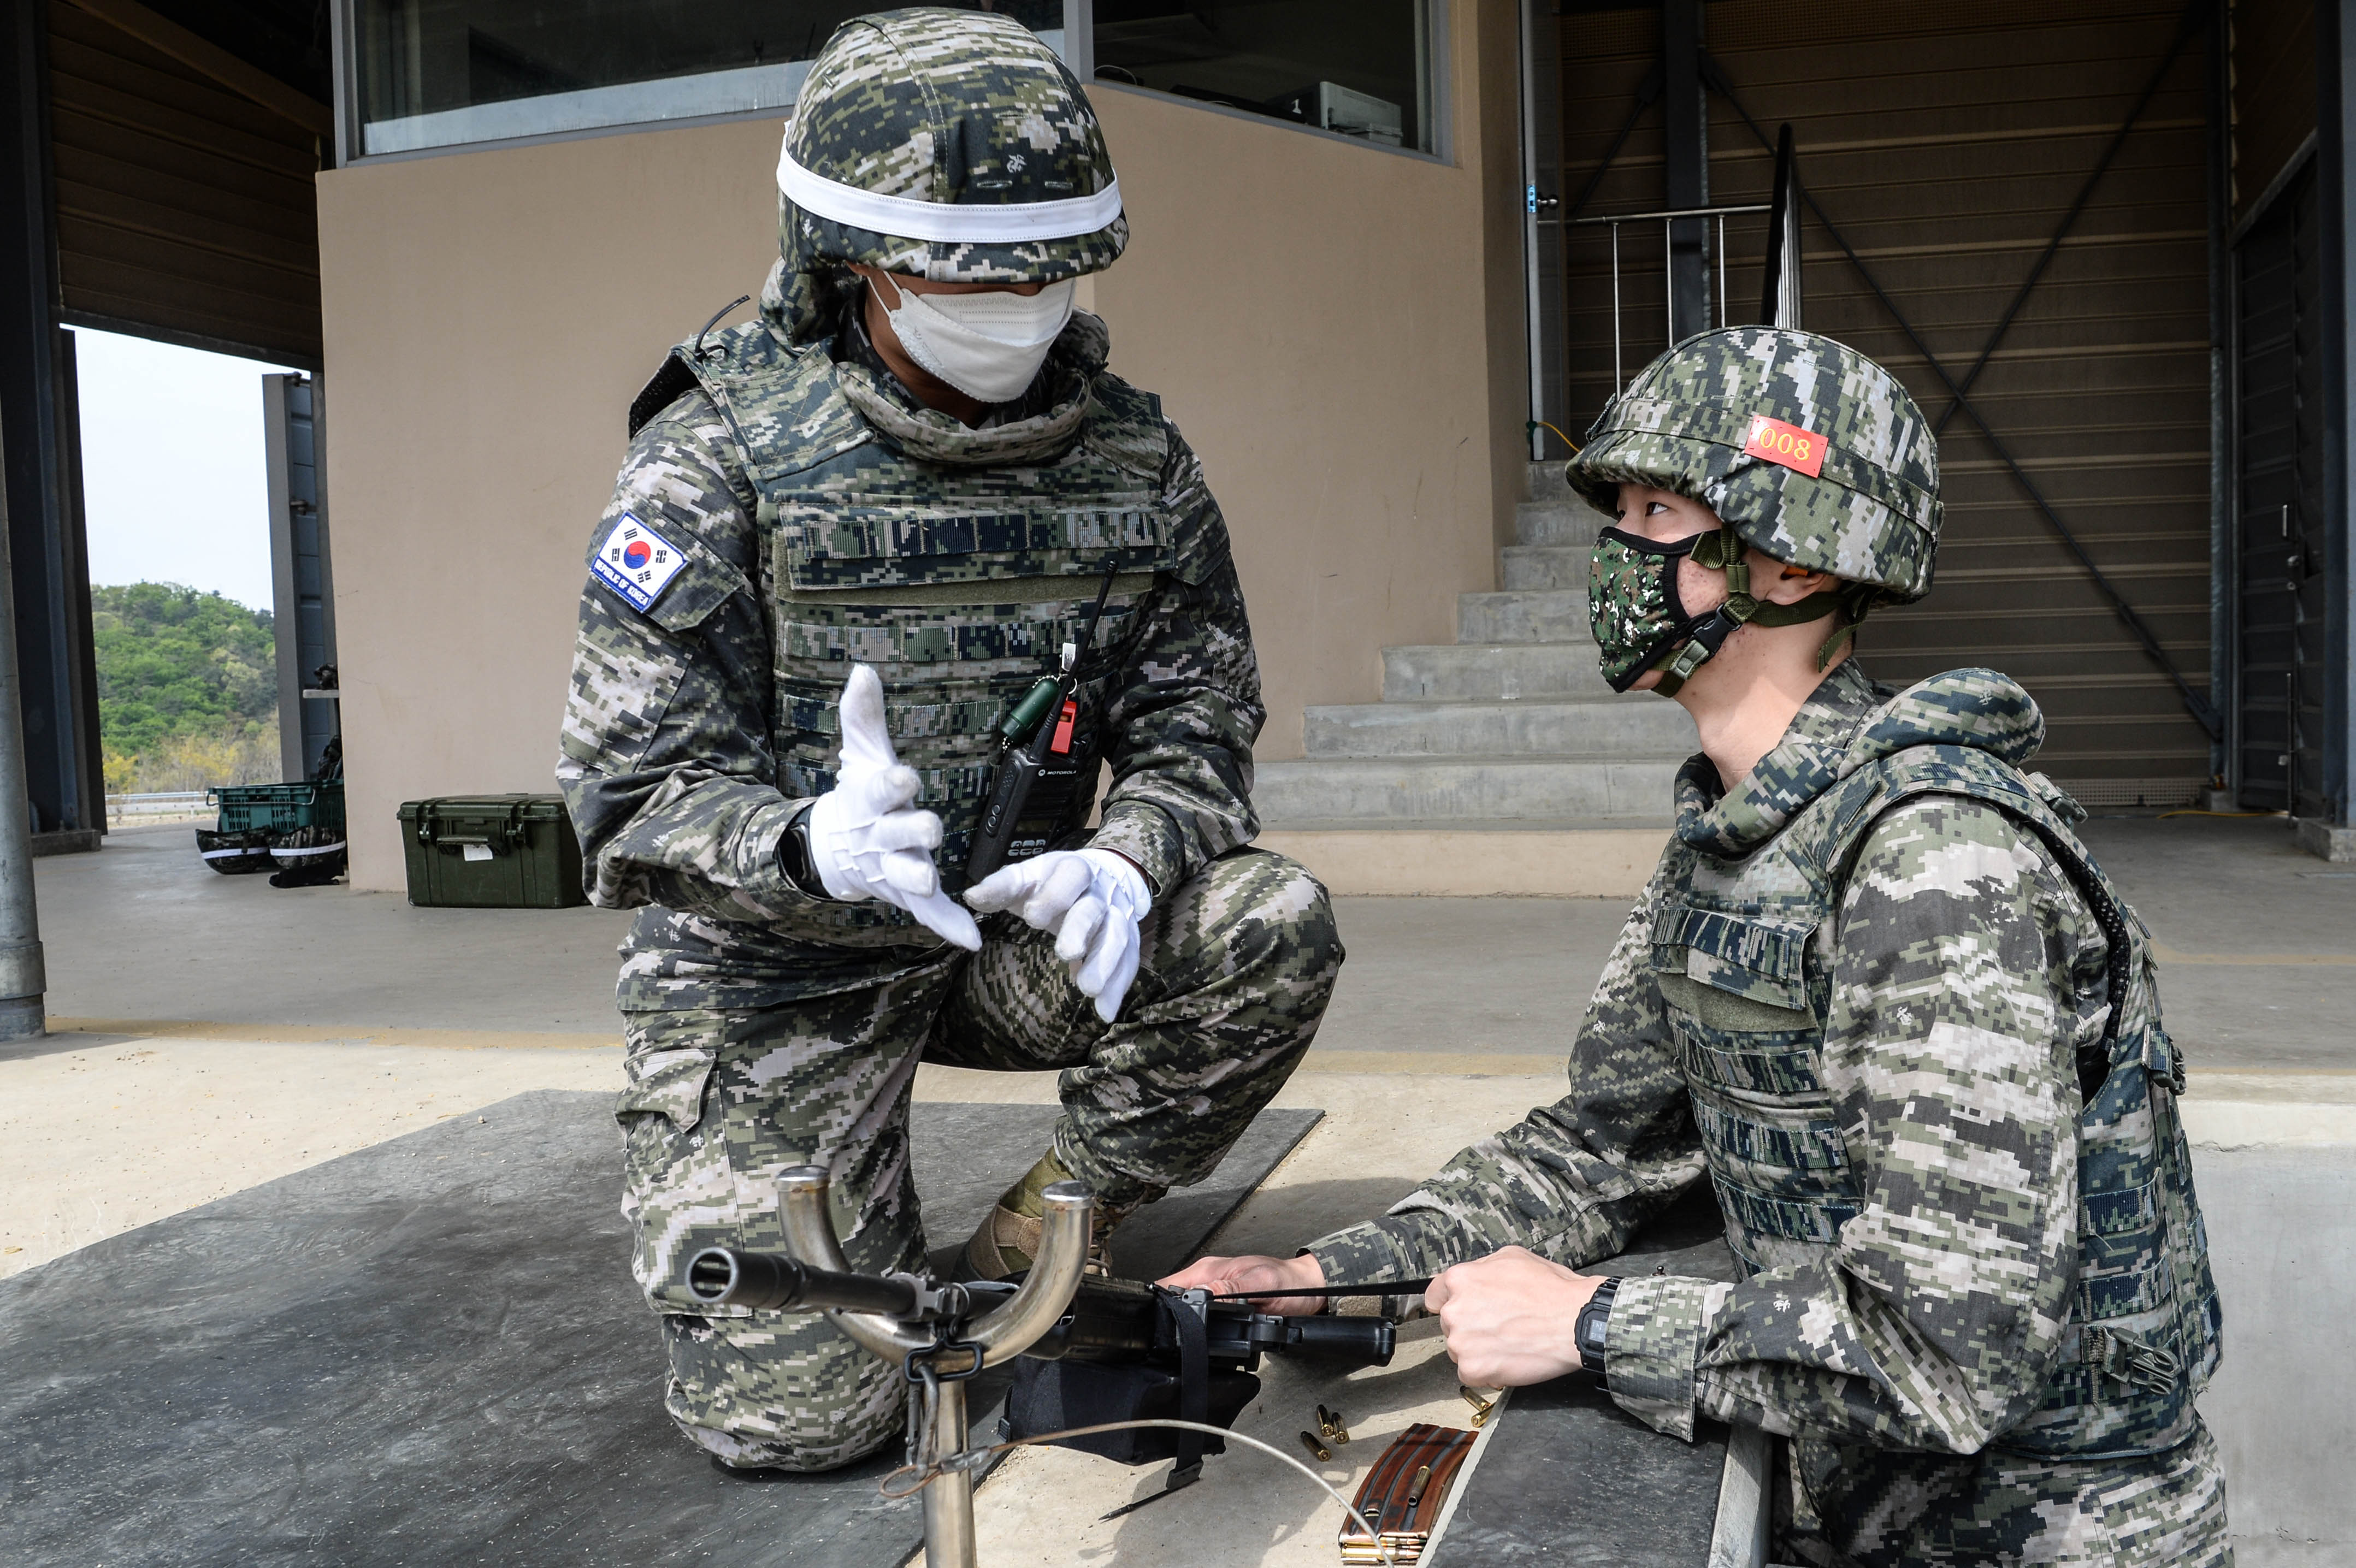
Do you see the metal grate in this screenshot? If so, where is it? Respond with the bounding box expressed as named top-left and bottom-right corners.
top-left (1556, 1), bottom-right (2219, 791)
top-left (2050, 778), bottom-right (2207, 809)
top-left (2230, 157), bottom-right (2326, 815)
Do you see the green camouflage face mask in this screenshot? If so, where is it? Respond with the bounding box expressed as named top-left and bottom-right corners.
top-left (1589, 525), bottom-right (1726, 694)
top-left (1589, 523), bottom-right (1848, 696)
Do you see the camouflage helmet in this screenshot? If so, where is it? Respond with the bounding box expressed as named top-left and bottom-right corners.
top-left (1565, 327), bottom-right (1941, 603)
top-left (769, 7), bottom-right (1125, 342)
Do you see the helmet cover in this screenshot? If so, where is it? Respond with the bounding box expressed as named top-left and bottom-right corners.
top-left (1565, 327), bottom-right (1941, 603)
top-left (770, 7), bottom-right (1126, 341)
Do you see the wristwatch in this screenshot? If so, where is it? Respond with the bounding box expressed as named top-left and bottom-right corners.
top-left (777, 810), bottom-right (822, 895)
top-left (1575, 1276), bottom-right (1621, 1378)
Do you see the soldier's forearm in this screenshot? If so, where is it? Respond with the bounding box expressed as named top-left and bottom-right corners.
top-left (1093, 749), bottom-right (1257, 882)
top-left (1599, 1273), bottom-right (1721, 1441)
top-left (1303, 1214), bottom-right (1456, 1295)
top-left (1302, 1163), bottom-right (1647, 1307)
top-left (565, 771), bottom-right (822, 922)
top-left (1092, 671), bottom-right (1261, 881)
top-left (1655, 1239), bottom-right (2075, 1455)
top-left (1087, 800), bottom-right (1187, 894)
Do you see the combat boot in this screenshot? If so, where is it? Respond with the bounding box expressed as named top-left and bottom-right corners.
top-left (962, 1150), bottom-right (1140, 1281)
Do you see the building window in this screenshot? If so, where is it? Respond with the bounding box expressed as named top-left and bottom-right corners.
top-left (1089, 1), bottom-right (1439, 156)
top-left (344, 1), bottom-right (1068, 159)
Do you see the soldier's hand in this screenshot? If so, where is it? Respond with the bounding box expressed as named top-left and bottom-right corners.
top-left (1158, 1251), bottom-right (1328, 1317)
top-left (965, 848), bottom-right (1149, 1022)
top-left (805, 664), bottom-right (983, 951)
top-left (1426, 1246), bottom-right (1602, 1387)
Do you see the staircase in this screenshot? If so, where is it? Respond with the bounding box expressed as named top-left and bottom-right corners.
top-left (1253, 463), bottom-right (1692, 896)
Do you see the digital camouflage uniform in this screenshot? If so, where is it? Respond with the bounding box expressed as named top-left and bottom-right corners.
top-left (1310, 329), bottom-right (2229, 1565)
top-left (557, 9), bottom-right (1340, 1472)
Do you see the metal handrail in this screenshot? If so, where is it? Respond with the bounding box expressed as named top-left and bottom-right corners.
top-left (106, 790), bottom-right (212, 822)
top-left (1566, 202), bottom-right (1772, 388)
top-left (1565, 202), bottom-right (1768, 225)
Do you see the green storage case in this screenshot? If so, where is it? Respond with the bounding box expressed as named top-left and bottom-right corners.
top-left (398, 795), bottom-right (586, 909)
top-left (211, 780), bottom-right (346, 836)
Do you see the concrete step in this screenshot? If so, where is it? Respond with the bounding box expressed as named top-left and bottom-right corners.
top-left (1501, 545), bottom-right (1591, 591)
top-left (1303, 699), bottom-right (1696, 758)
top-left (1254, 756), bottom-right (1684, 823)
top-left (1516, 464), bottom-right (1608, 547)
top-left (1381, 642), bottom-right (1613, 701)
top-left (1256, 822), bottom-right (1671, 896)
top-left (1459, 589), bottom-right (1591, 644)
top-left (1514, 500), bottom-right (1604, 548)
top-left (1245, 463), bottom-right (1673, 892)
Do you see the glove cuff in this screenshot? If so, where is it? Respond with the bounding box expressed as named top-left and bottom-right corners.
top-left (802, 789), bottom-right (872, 903)
top-left (1078, 847), bottom-right (1152, 914)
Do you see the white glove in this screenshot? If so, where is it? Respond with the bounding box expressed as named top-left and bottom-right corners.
top-left (965, 848), bottom-right (1150, 1023)
top-left (803, 664), bottom-right (982, 952)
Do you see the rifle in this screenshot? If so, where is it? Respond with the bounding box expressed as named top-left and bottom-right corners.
top-left (690, 1249), bottom-right (1393, 1368)
top-left (687, 1249), bottom-right (1395, 1493)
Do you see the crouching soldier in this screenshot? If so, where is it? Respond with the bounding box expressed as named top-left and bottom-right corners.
top-left (1169, 328), bottom-right (2229, 1565)
top-left (558, 9), bottom-right (1342, 1472)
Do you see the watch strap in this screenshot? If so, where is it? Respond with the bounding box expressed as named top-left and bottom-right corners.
top-left (1575, 1276), bottom-right (1622, 1378)
top-left (777, 806), bottom-right (822, 895)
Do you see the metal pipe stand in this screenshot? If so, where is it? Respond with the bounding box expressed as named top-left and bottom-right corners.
top-left (776, 1165), bottom-right (1095, 1568)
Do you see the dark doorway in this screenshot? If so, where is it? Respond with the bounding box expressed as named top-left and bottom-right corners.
top-left (2231, 156), bottom-right (2328, 814)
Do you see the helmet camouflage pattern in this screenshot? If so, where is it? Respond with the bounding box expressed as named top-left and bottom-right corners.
top-left (771, 7), bottom-right (1125, 340)
top-left (1566, 327), bottom-right (1941, 603)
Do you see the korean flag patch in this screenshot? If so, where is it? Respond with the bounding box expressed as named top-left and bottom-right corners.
top-left (592, 513), bottom-right (687, 612)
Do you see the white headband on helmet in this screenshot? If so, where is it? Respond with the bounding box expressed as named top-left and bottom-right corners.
top-left (776, 122), bottom-right (1122, 244)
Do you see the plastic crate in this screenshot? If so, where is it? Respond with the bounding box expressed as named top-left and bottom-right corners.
top-left (209, 780), bottom-right (345, 836)
top-left (398, 794), bottom-right (585, 909)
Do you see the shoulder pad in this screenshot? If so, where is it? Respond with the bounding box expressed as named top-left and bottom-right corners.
top-left (1849, 742), bottom-right (2137, 1094)
top-left (1084, 372), bottom-right (1173, 481)
top-left (1862, 743), bottom-right (2042, 819)
top-left (628, 350), bottom-right (699, 440)
top-left (628, 317), bottom-right (788, 440)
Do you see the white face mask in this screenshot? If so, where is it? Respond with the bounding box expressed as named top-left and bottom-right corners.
top-left (868, 275), bottom-right (1077, 404)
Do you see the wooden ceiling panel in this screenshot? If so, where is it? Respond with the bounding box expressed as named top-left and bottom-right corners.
top-left (48, 0), bottom-right (323, 366)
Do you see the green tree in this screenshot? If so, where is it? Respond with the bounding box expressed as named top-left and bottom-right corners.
top-left (91, 582), bottom-right (277, 767)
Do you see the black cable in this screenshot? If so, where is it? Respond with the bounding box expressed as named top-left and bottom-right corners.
top-left (693, 294), bottom-right (752, 360)
top-left (1074, 557), bottom-right (1120, 673)
top-left (1212, 1279), bottom-right (1434, 1301)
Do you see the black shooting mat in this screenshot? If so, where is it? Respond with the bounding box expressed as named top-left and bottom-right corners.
top-left (1426, 1186), bottom-right (1746, 1568)
top-left (0, 1089), bottom-right (1320, 1567)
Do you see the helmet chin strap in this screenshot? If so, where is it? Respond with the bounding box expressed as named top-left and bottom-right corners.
top-left (1647, 524), bottom-right (1852, 697)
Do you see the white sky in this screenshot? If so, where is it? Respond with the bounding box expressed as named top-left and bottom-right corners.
top-left (72, 327), bottom-right (297, 612)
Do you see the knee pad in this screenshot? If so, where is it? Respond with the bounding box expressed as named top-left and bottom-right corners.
top-left (659, 1313), bottom-right (905, 1473)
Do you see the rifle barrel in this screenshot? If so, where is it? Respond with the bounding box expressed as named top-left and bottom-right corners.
top-left (684, 1247), bottom-right (922, 1317)
top-left (1273, 1311), bottom-right (1396, 1365)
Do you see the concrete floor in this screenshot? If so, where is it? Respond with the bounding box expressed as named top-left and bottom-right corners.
top-left (10, 817), bottom-right (2356, 1565)
top-left (35, 823), bottom-right (629, 1037)
top-left (2075, 813), bottom-right (2356, 1071)
top-left (31, 815), bottom-right (2356, 1069)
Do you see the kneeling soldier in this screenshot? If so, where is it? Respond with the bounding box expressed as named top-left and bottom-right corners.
top-left (560, 9), bottom-right (1342, 1472)
top-left (1170, 329), bottom-right (2228, 1565)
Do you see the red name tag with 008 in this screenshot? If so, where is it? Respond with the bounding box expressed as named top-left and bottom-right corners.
top-left (1742, 414), bottom-right (1827, 477)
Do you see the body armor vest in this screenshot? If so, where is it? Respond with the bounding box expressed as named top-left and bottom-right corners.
top-left (1655, 744), bottom-right (2222, 1460)
top-left (669, 317), bottom-right (1181, 940)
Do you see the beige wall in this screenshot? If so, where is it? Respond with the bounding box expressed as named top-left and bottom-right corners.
top-left (316, 2), bottom-right (1527, 892)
